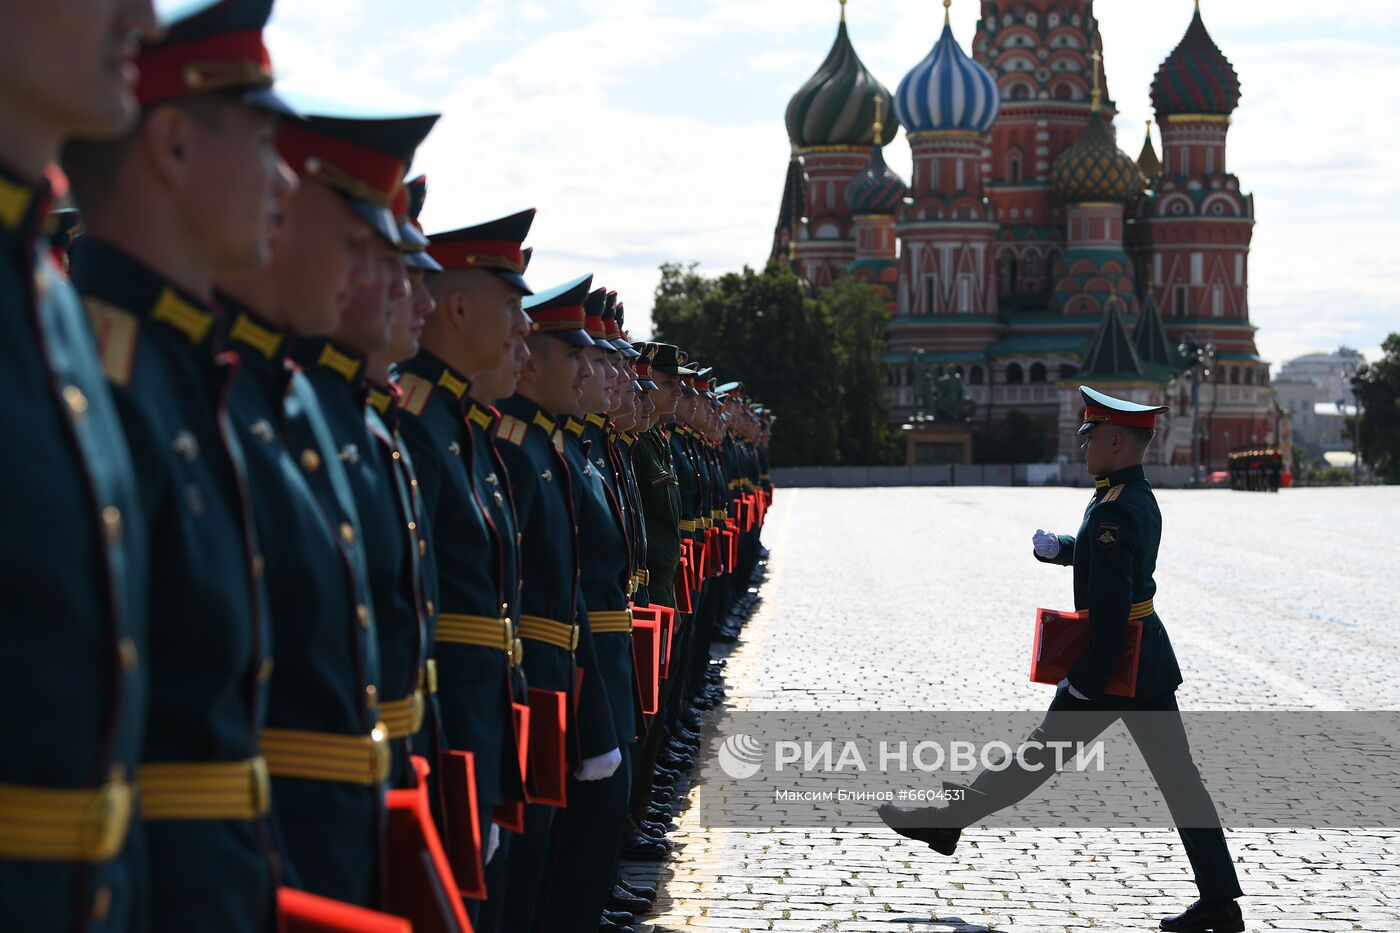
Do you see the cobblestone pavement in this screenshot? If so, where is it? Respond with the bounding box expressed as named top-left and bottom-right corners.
top-left (623, 486), bottom-right (1400, 932)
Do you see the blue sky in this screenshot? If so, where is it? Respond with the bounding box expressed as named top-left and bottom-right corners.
top-left (266, 0), bottom-right (1399, 368)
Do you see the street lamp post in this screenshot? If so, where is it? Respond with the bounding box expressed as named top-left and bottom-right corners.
top-left (1349, 371), bottom-right (1364, 486)
top-left (1177, 336), bottom-right (1217, 485)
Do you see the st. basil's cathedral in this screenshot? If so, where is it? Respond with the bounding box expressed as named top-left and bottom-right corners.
top-left (771, 0), bottom-right (1286, 469)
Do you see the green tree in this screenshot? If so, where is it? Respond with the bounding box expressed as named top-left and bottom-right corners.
top-left (1348, 334), bottom-right (1400, 483)
top-left (651, 262), bottom-right (895, 467)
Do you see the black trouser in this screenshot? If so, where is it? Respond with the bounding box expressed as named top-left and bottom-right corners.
top-left (947, 687), bottom-right (1243, 902)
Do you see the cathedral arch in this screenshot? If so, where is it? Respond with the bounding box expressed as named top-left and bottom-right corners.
top-left (1006, 363), bottom-right (1025, 384)
top-left (969, 365), bottom-right (985, 386)
top-left (1029, 362), bottom-right (1048, 383)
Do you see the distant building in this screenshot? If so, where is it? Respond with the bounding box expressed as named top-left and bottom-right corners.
top-left (773, 1), bottom-right (1282, 468)
top-left (1274, 348), bottom-right (1365, 456)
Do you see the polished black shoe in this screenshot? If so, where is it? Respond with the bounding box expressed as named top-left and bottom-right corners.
top-left (598, 918), bottom-right (635, 932)
top-left (876, 803), bottom-right (960, 856)
top-left (619, 831), bottom-right (669, 860)
top-left (646, 803), bottom-right (673, 820)
top-left (608, 884), bottom-right (652, 912)
top-left (602, 909), bottom-right (635, 925)
top-left (617, 878), bottom-right (656, 901)
top-left (638, 819), bottom-right (669, 837)
top-left (649, 787), bottom-right (675, 804)
top-left (1159, 899), bottom-right (1244, 933)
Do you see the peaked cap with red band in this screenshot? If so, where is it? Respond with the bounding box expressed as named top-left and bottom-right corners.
top-left (136, 0), bottom-right (291, 114)
top-left (632, 344), bottom-right (658, 390)
top-left (1077, 385), bottom-right (1169, 435)
top-left (277, 111), bottom-right (439, 247)
top-left (604, 293), bottom-right (639, 357)
top-left (522, 273), bottom-right (595, 348)
top-left (583, 287), bottom-right (609, 341)
top-left (398, 175), bottom-right (440, 271)
top-left (426, 209), bottom-right (536, 295)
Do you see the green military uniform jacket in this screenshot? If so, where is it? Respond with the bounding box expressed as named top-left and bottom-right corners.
top-left (1037, 464), bottom-right (1184, 702)
top-left (633, 426), bottom-right (681, 608)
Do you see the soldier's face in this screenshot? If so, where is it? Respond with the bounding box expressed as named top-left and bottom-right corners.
top-left (179, 102), bottom-right (293, 273)
top-left (272, 180), bottom-right (375, 335)
top-left (1079, 424), bottom-right (1118, 476)
top-left (455, 272), bottom-right (522, 381)
top-left (651, 373), bottom-right (681, 416)
top-left (1, 0), bottom-right (157, 158)
top-left (336, 237), bottom-right (406, 356)
top-left (381, 263), bottom-right (433, 365)
top-left (578, 345), bottom-right (610, 414)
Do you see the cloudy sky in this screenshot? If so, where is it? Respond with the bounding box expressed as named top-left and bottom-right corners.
top-left (265, 0), bottom-right (1398, 369)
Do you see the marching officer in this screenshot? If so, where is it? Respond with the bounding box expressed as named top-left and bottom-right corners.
top-left (879, 386), bottom-right (1244, 933)
top-left (62, 0), bottom-right (292, 925)
top-left (398, 209), bottom-right (537, 929)
top-left (0, 1), bottom-right (156, 928)
top-left (494, 274), bottom-right (622, 931)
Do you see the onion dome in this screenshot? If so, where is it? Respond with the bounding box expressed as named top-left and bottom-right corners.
top-left (1136, 120), bottom-right (1162, 178)
top-left (1052, 114), bottom-right (1144, 203)
top-left (844, 97), bottom-right (908, 214)
top-left (893, 1), bottom-right (999, 135)
top-left (785, 5), bottom-right (899, 148)
top-left (1150, 4), bottom-right (1241, 116)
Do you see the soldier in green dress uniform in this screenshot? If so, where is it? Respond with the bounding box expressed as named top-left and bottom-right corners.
top-left (215, 105), bottom-right (406, 910)
top-left (61, 1), bottom-right (293, 925)
top-left (493, 274), bottom-right (622, 931)
top-left (880, 386), bottom-right (1244, 933)
top-left (401, 209), bottom-right (537, 931)
top-left (0, 2), bottom-right (156, 928)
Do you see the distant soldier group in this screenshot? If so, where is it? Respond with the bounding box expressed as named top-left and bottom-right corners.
top-left (1, 2), bottom-right (774, 931)
top-left (1227, 448), bottom-right (1282, 492)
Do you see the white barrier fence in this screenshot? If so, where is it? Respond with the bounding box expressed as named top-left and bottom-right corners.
top-left (769, 463), bottom-right (1202, 489)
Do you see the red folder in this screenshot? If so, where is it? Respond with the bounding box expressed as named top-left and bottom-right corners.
top-left (277, 888), bottom-right (411, 933)
top-left (525, 687), bottom-right (568, 807)
top-left (674, 554), bottom-right (692, 614)
top-left (491, 700), bottom-right (531, 834)
top-left (438, 749), bottom-right (486, 899)
top-left (656, 605), bottom-right (676, 679)
top-left (630, 609), bottom-right (661, 715)
top-left (385, 756), bottom-right (475, 932)
top-left (1029, 608), bottom-right (1143, 698)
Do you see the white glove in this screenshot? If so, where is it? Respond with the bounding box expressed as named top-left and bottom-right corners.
top-left (573, 746), bottom-right (622, 782)
top-left (484, 823), bottom-right (500, 864)
top-left (1057, 677), bottom-right (1089, 700)
top-left (1033, 529), bottom-right (1061, 559)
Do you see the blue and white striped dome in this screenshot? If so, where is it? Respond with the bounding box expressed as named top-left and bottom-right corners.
top-left (894, 20), bottom-right (1000, 135)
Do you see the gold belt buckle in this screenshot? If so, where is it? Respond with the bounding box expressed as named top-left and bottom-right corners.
top-left (88, 775), bottom-right (133, 861)
top-left (369, 724), bottom-right (390, 784)
top-left (250, 756), bottom-right (271, 817)
top-left (569, 623), bottom-right (580, 651)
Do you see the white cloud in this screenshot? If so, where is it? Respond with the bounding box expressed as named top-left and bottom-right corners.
top-left (266, 0), bottom-right (1398, 361)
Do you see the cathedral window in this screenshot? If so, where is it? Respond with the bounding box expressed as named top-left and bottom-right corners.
top-left (923, 274), bottom-right (938, 314)
top-left (1006, 363), bottom-right (1025, 384)
top-left (1060, 363), bottom-right (1079, 380)
top-left (1008, 153), bottom-right (1022, 184)
top-left (958, 274), bottom-right (974, 312)
top-left (1172, 284), bottom-right (1189, 317)
top-left (1229, 367), bottom-right (1240, 385)
top-left (1191, 253), bottom-right (1204, 285)
top-left (1212, 284), bottom-right (1225, 317)
top-left (1029, 362), bottom-right (1047, 383)
top-left (969, 366), bottom-right (985, 386)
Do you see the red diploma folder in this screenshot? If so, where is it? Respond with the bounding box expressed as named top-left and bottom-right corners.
top-left (438, 749), bottom-right (486, 899)
top-left (525, 687), bottom-right (568, 807)
top-left (1029, 608), bottom-right (1143, 698)
top-left (491, 700), bottom-right (531, 834)
top-left (277, 888), bottom-right (411, 933)
top-left (385, 756), bottom-right (475, 932)
top-left (630, 608), bottom-right (661, 715)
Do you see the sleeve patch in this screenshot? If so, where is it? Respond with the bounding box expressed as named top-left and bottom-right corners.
top-left (84, 299), bottom-right (139, 387)
top-left (397, 373), bottom-right (433, 417)
top-left (1094, 522), bottom-right (1120, 548)
top-left (496, 414), bottom-right (528, 446)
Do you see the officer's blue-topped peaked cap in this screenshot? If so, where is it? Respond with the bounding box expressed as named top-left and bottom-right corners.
top-left (427, 209), bottom-right (536, 295)
top-left (522, 273), bottom-right (595, 347)
top-left (277, 110), bottom-right (440, 247)
top-left (1078, 385), bottom-right (1169, 435)
top-left (136, 0), bottom-right (293, 115)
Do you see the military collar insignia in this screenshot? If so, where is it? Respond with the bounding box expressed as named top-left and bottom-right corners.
top-left (0, 173), bottom-right (35, 234)
top-left (1094, 477), bottom-right (1111, 490)
top-left (69, 238), bottom-right (217, 349)
top-left (228, 311), bottom-right (284, 359)
top-left (619, 433), bottom-right (636, 447)
top-left (565, 417), bottom-right (586, 438)
top-left (367, 386), bottom-right (393, 416)
top-left (315, 341), bottom-right (363, 384)
top-left (531, 411), bottom-right (556, 435)
top-left (585, 413), bottom-right (607, 430)
top-left (466, 403), bottom-right (494, 432)
top-left (436, 367), bottom-right (468, 400)
top-left (151, 288), bottom-right (216, 346)
top-left (0, 162), bottom-right (54, 247)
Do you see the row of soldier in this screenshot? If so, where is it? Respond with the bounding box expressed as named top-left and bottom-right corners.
top-left (1226, 448), bottom-right (1283, 492)
top-left (1, 2), bottom-right (774, 932)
